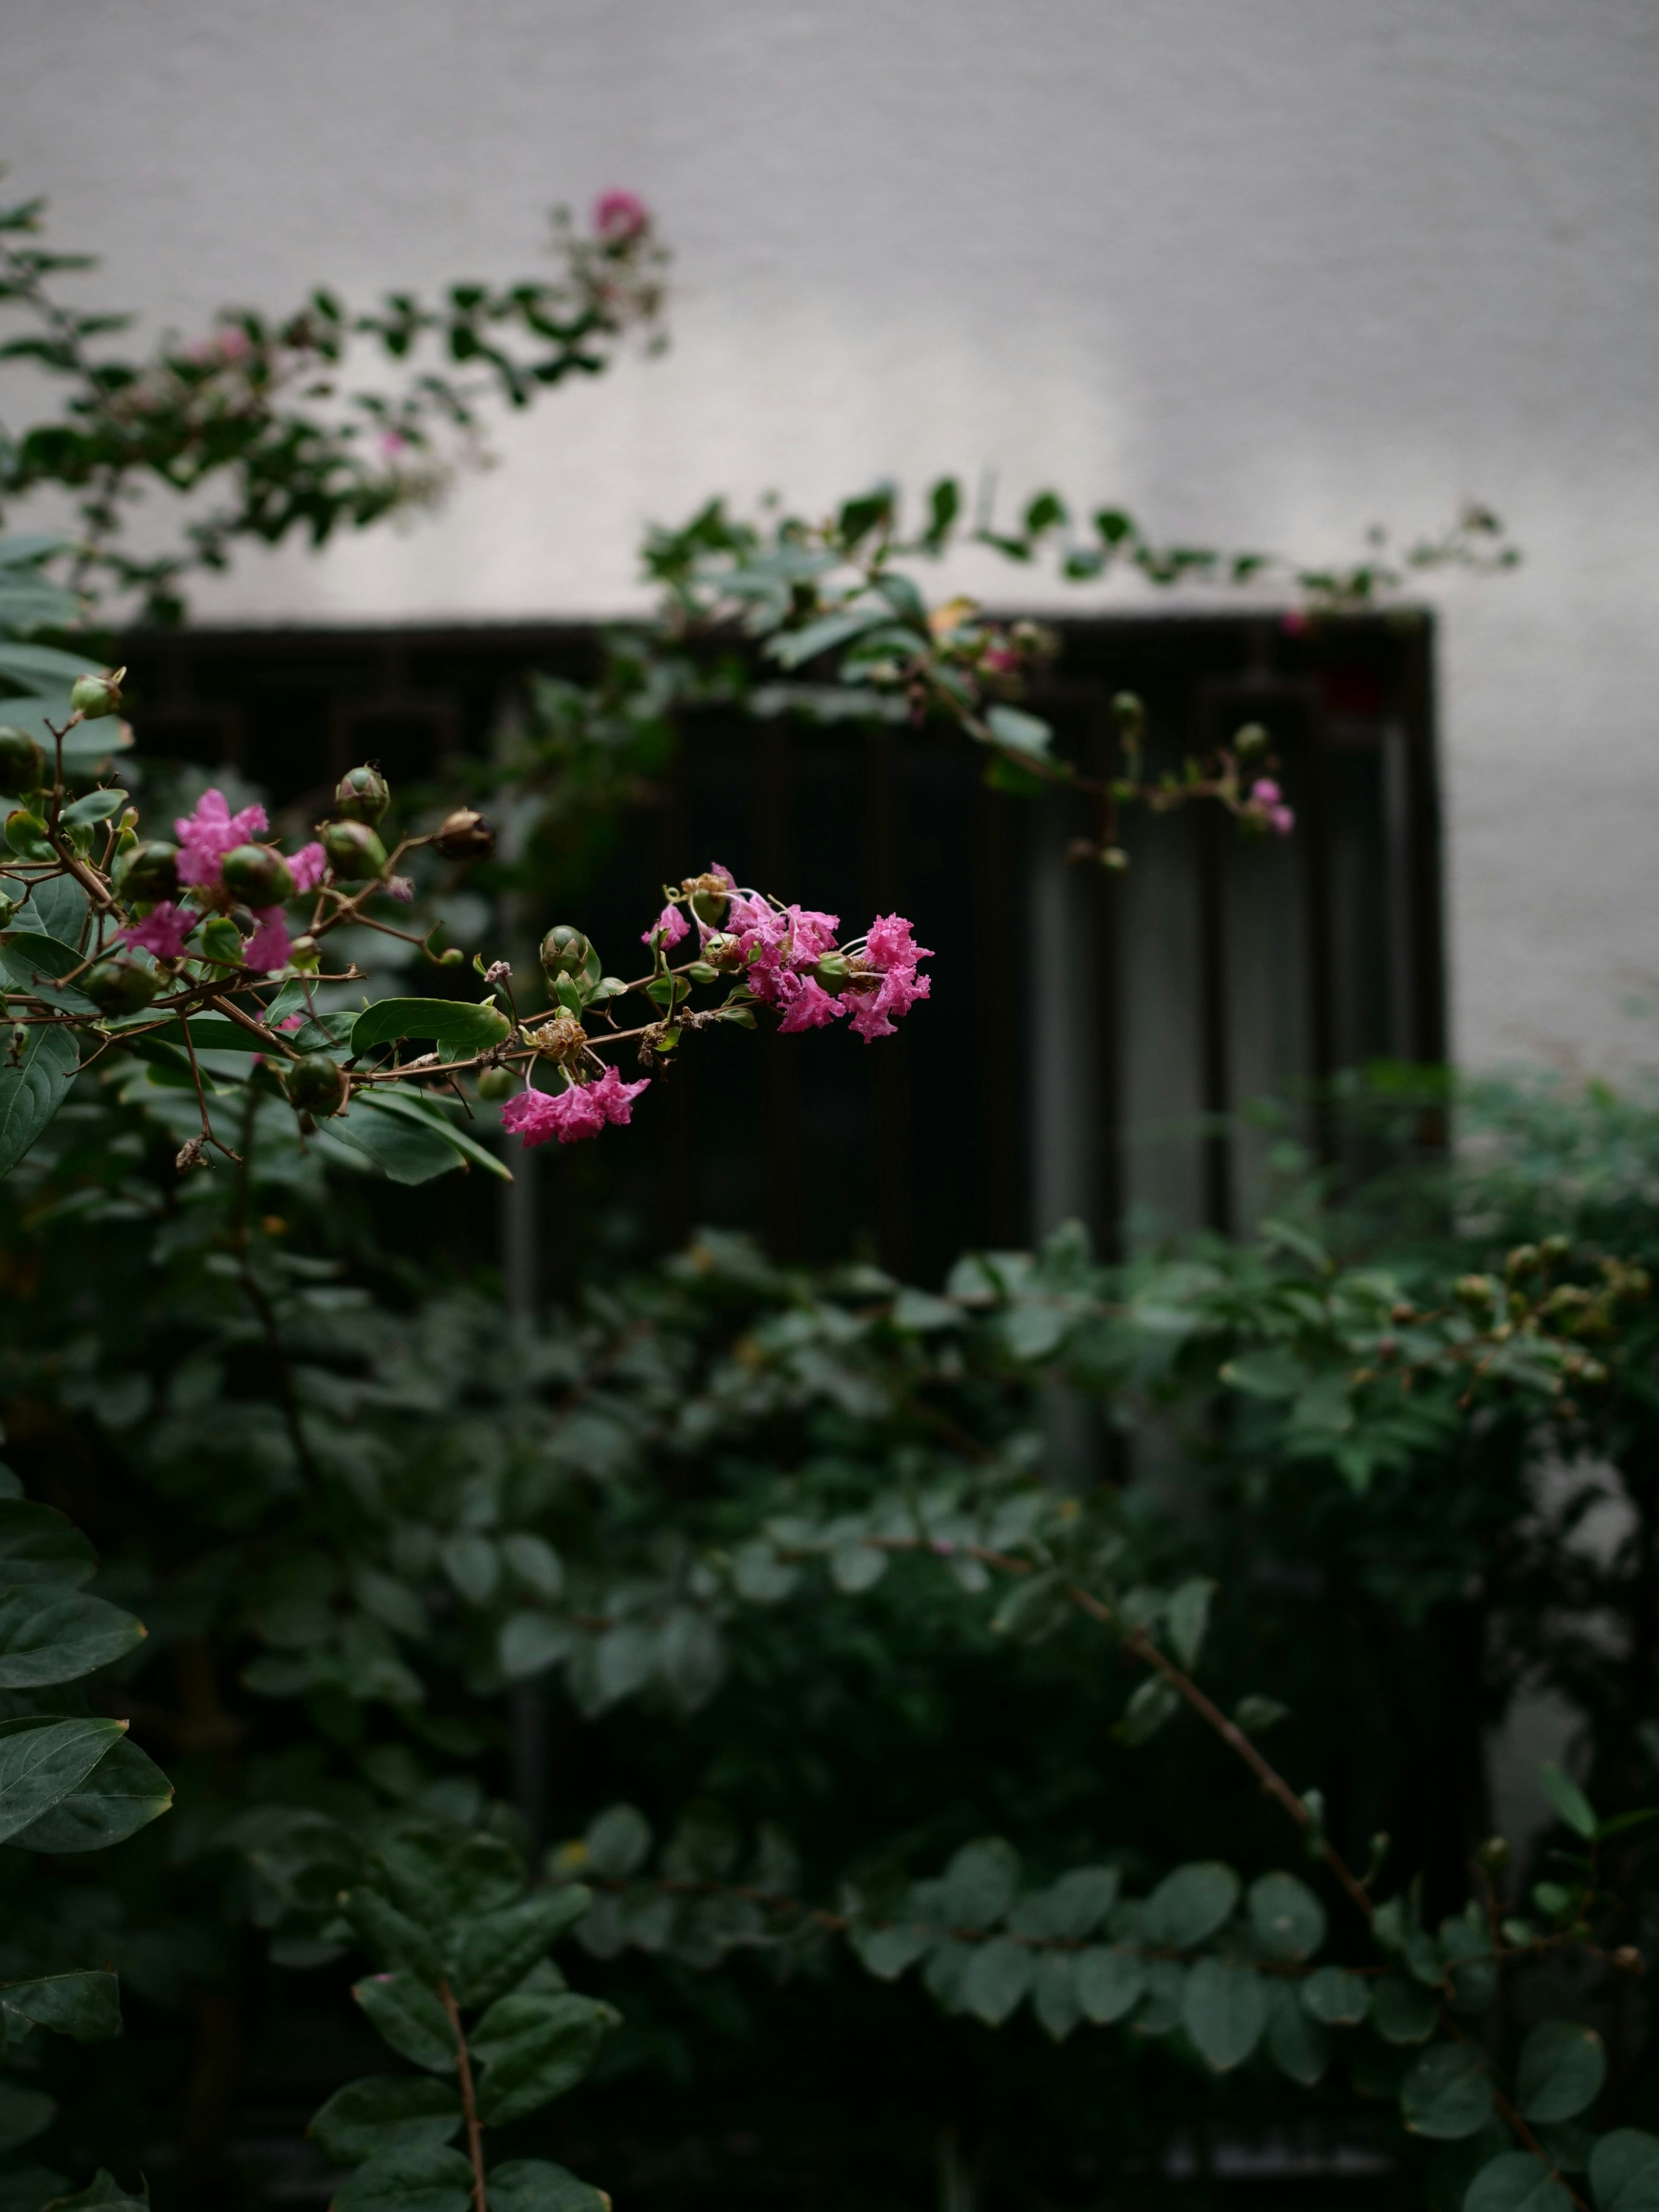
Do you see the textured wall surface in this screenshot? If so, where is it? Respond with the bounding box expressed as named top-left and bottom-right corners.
top-left (10, 0), bottom-right (1659, 1068)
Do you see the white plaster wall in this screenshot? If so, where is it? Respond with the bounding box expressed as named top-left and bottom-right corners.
top-left (9, 0), bottom-right (1659, 1071)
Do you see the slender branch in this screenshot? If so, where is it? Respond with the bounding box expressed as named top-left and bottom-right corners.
top-left (439, 1979), bottom-right (487, 2212)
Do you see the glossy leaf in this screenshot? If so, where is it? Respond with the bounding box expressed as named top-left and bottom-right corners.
top-left (447, 1886), bottom-right (592, 2010)
top-left (1142, 1862), bottom-right (1239, 1948)
top-left (1518, 2020), bottom-right (1607, 2123)
top-left (350, 998), bottom-right (513, 1055)
top-left (961, 1936), bottom-right (1032, 2026)
top-left (1166, 1576), bottom-right (1215, 1669)
top-left (1589, 2129), bottom-right (1659, 2211)
top-left (0, 1969), bottom-right (121, 2040)
top-left (1031, 1952), bottom-right (1080, 2043)
top-left (10, 1733), bottom-right (172, 1851)
top-left (0, 1500), bottom-right (97, 1587)
top-left (1371, 1974), bottom-right (1438, 2044)
top-left (486, 2160), bottom-right (610, 2212)
top-left (0, 1716), bottom-right (127, 1845)
top-left (470, 1991), bottom-right (618, 2126)
top-left (0, 1022), bottom-right (78, 1176)
top-left (1042, 1866), bottom-right (1119, 1939)
top-left (1400, 2043), bottom-right (1494, 2139)
top-left (332, 2142), bottom-right (474, 2212)
top-left (1247, 1871), bottom-right (1327, 1961)
top-left (0, 1586), bottom-right (144, 1687)
top-left (582, 1804), bottom-right (652, 1879)
top-left (1266, 1986), bottom-right (1329, 2086)
top-left (1539, 1762), bottom-right (1597, 1840)
top-left (850, 1923), bottom-right (931, 1980)
top-left (307, 2075), bottom-right (463, 2167)
top-left (941, 1839), bottom-right (1019, 1930)
top-left (341, 1889), bottom-right (445, 1984)
top-left (1074, 1945), bottom-right (1146, 2024)
top-left (1465, 2152), bottom-right (1573, 2212)
top-left (1300, 1965), bottom-right (1370, 2026)
top-left (352, 1971), bottom-right (456, 2074)
top-left (1182, 1958), bottom-right (1267, 2072)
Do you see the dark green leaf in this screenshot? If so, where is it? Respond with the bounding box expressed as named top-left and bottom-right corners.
top-left (0, 1023), bottom-right (79, 1175)
top-left (1143, 1862), bottom-right (1239, 1948)
top-left (486, 2159), bottom-right (609, 2212)
top-left (448, 1887), bottom-right (592, 2010)
top-left (1166, 1577), bottom-right (1214, 1669)
top-left (582, 1804), bottom-right (651, 1879)
top-left (1182, 1958), bottom-right (1267, 2072)
top-left (941, 1839), bottom-right (1020, 1930)
top-left (350, 999), bottom-right (512, 1055)
top-left (1074, 1945), bottom-right (1146, 2024)
top-left (1590, 2129), bottom-right (1659, 2210)
top-left (307, 2075), bottom-right (462, 2167)
top-left (0, 1969), bottom-right (121, 2040)
top-left (378, 1826), bottom-right (523, 1926)
top-left (42, 2172), bottom-right (148, 2210)
top-left (333, 2143), bottom-right (474, 2212)
top-left (342, 1889), bottom-right (445, 1983)
top-left (0, 1500), bottom-right (96, 1587)
top-left (1465, 2152), bottom-right (1573, 2212)
top-left (850, 1923), bottom-right (930, 1980)
top-left (1300, 1965), bottom-right (1370, 2026)
top-left (471, 1991), bottom-right (618, 2126)
top-left (961, 1937), bottom-right (1031, 2026)
top-left (1540, 1763), bottom-right (1597, 1840)
top-left (353, 1971), bottom-right (456, 2073)
top-left (0, 1715), bottom-right (127, 1844)
top-left (0, 2083), bottom-right (54, 2153)
top-left (765, 607), bottom-right (890, 671)
top-left (1117, 1677), bottom-right (1180, 1743)
top-left (1042, 1866), bottom-right (1119, 1939)
top-left (1031, 1952), bottom-right (1080, 2043)
top-left (0, 1586), bottom-right (146, 1686)
top-left (983, 706), bottom-right (1053, 758)
top-left (10, 1733), bottom-right (172, 1851)
top-left (1517, 2020), bottom-right (1606, 2123)
top-left (1371, 1974), bottom-right (1438, 2044)
top-left (13, 876), bottom-right (86, 942)
top-left (1247, 1871), bottom-right (1327, 1961)
top-left (1401, 2043), bottom-right (1494, 2139)
top-left (326, 1100), bottom-right (476, 1185)
top-left (1267, 1986), bottom-right (1329, 2085)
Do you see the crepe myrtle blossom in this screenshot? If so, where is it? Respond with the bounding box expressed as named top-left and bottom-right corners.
top-left (118, 902), bottom-right (196, 962)
top-left (175, 789), bottom-right (269, 889)
top-left (502, 1066), bottom-right (651, 1148)
top-left (594, 189), bottom-right (650, 244)
top-left (1246, 778), bottom-right (1295, 837)
top-left (244, 910), bottom-right (294, 975)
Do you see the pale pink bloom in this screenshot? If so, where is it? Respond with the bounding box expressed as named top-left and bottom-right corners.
top-left (1269, 805), bottom-right (1295, 836)
top-left (378, 429), bottom-right (410, 458)
top-left (119, 902), bottom-right (194, 962)
top-left (386, 876), bottom-right (415, 904)
top-left (244, 909), bottom-right (292, 974)
top-left (175, 788), bottom-right (269, 889)
top-left (643, 902), bottom-right (690, 947)
top-left (594, 190), bottom-right (649, 244)
top-left (288, 842), bottom-right (327, 893)
top-left (1249, 779), bottom-right (1282, 806)
top-left (776, 973), bottom-right (845, 1033)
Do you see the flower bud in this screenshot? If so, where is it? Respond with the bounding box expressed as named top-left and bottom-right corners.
top-left (476, 1065), bottom-right (516, 1101)
top-left (200, 915), bottom-right (245, 966)
top-left (540, 925), bottom-right (592, 981)
top-left (319, 819), bottom-right (387, 880)
top-left (283, 1054), bottom-right (347, 1117)
top-left (1540, 1233), bottom-right (1572, 1264)
top-left (83, 956), bottom-right (160, 1016)
top-left (220, 842), bottom-right (295, 906)
top-left (700, 931), bottom-right (744, 970)
top-left (5, 810), bottom-right (53, 862)
top-left (686, 872), bottom-right (730, 928)
top-left (1112, 690), bottom-right (1145, 743)
top-left (1613, 1945), bottom-right (1644, 1975)
top-left (813, 953), bottom-right (852, 990)
top-left (334, 764), bottom-right (391, 825)
top-left (70, 668), bottom-right (124, 721)
top-left (1453, 1274), bottom-right (1495, 1309)
top-left (289, 934), bottom-right (321, 973)
top-left (0, 893), bottom-right (13, 929)
top-left (1233, 722), bottom-right (1269, 758)
top-left (434, 807), bottom-right (494, 861)
top-left (1476, 1835), bottom-right (1510, 1872)
top-left (115, 840), bottom-right (181, 902)
top-left (0, 727), bottom-right (44, 797)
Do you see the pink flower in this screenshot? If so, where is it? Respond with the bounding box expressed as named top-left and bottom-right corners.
top-left (175, 788), bottom-right (269, 890)
top-left (1281, 609), bottom-right (1310, 638)
top-left (776, 973), bottom-right (845, 1033)
top-left (1249, 779), bottom-right (1282, 806)
top-left (643, 902), bottom-right (690, 947)
top-left (784, 905), bottom-right (840, 962)
top-left (244, 909), bottom-right (292, 974)
top-left (277, 1013), bottom-right (305, 1032)
top-left (501, 1066), bottom-right (651, 1148)
top-left (118, 902), bottom-right (194, 962)
top-left (1269, 805), bottom-right (1295, 836)
top-left (386, 876), bottom-right (415, 904)
top-left (288, 842), bottom-right (326, 893)
top-left (864, 914), bottom-right (929, 973)
top-left (840, 912), bottom-right (932, 1042)
top-left (594, 190), bottom-right (649, 244)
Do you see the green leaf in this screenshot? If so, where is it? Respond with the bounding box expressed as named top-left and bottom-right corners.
top-left (42, 2173), bottom-right (148, 2210)
top-left (983, 705), bottom-right (1053, 758)
top-left (486, 2159), bottom-right (610, 2212)
top-left (1118, 1677), bottom-right (1180, 1744)
top-left (961, 1936), bottom-right (1032, 2026)
top-left (0, 1969), bottom-right (121, 2040)
top-left (0, 641), bottom-right (99, 687)
top-left (765, 607), bottom-right (891, 670)
top-left (1400, 2043), bottom-right (1494, 2139)
top-left (13, 875), bottom-right (86, 943)
top-left (1182, 1958), bottom-right (1267, 2072)
top-left (1042, 1866), bottom-right (1120, 1939)
top-left (1589, 2129), bottom-right (1659, 2210)
top-left (353, 1971), bottom-right (457, 2073)
top-left (0, 1023), bottom-right (79, 1176)
top-left (378, 1827), bottom-right (524, 1926)
top-left (350, 998), bottom-right (512, 1055)
top-left (0, 1715), bottom-right (127, 1844)
top-left (345, 1092), bottom-right (512, 1184)
top-left (448, 1887), bottom-right (592, 2010)
top-left (0, 1586), bottom-right (145, 1685)
top-left (941, 1839), bottom-right (1020, 1929)
top-left (0, 2083), bottom-right (54, 2154)
top-left (341, 1889), bottom-right (445, 1983)
top-left (0, 1500), bottom-right (97, 1586)
top-left (850, 1923), bottom-right (930, 1980)
top-left (1371, 1974), bottom-right (1438, 2044)
top-left (307, 2075), bottom-right (463, 2167)
top-left (1539, 1763), bottom-right (1598, 1841)
top-left (470, 1990), bottom-right (619, 2126)
top-left (1142, 1862), bottom-right (1239, 1948)
top-left (1300, 1965), bottom-right (1370, 2026)
top-left (1218, 1348), bottom-right (1305, 1399)
top-left (1031, 1952), bottom-right (1080, 2043)
top-left (499, 1612), bottom-right (569, 1681)
top-left (1074, 1945), bottom-right (1146, 2024)
top-left (59, 788), bottom-right (127, 830)
top-left (1131, 1958), bottom-right (1187, 2036)
top-left (1, 2168), bottom-right (70, 2212)
top-left (333, 2143), bottom-right (475, 2212)
top-left (1166, 1577), bottom-right (1215, 1670)
top-left (582, 1804), bottom-right (652, 1879)
top-left (10, 1733), bottom-right (172, 1851)
top-left (1465, 2152), bottom-right (1574, 2212)
top-left (327, 1100), bottom-right (479, 1187)
top-left (1247, 1871), bottom-right (1327, 1961)
top-left (1517, 2020), bottom-right (1607, 2123)
top-left (1267, 1986), bottom-right (1329, 2085)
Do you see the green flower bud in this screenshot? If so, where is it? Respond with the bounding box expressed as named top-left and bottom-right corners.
top-left (1453, 1273), bottom-right (1496, 1309)
top-left (434, 807), bottom-right (494, 861)
top-left (283, 1054), bottom-right (346, 1117)
top-left (813, 953), bottom-right (852, 990)
top-left (686, 871), bottom-right (730, 929)
top-left (0, 727), bottom-right (44, 798)
top-left (319, 819), bottom-right (388, 880)
top-left (5, 810), bottom-right (53, 862)
top-left (83, 956), bottom-right (160, 1016)
top-left (335, 765), bottom-right (391, 825)
top-left (476, 1065), bottom-right (516, 1101)
top-left (1477, 1835), bottom-right (1510, 1872)
top-left (700, 931), bottom-right (744, 970)
top-left (70, 667), bottom-right (124, 721)
top-left (540, 925), bottom-right (592, 981)
top-left (1233, 722), bottom-right (1270, 758)
top-left (115, 840), bottom-right (180, 903)
top-left (220, 842), bottom-right (295, 906)
top-left (0, 893), bottom-right (13, 929)
top-left (288, 934), bottom-right (321, 973)
top-left (1112, 690), bottom-right (1145, 743)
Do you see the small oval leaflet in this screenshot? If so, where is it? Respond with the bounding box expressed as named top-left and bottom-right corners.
top-left (1516, 2018), bottom-right (1606, 2124)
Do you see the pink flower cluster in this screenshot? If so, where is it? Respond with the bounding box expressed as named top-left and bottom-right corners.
top-left (148, 789), bottom-right (331, 974)
top-left (501, 1066), bottom-right (650, 1148)
top-left (594, 190), bottom-right (649, 245)
top-left (1247, 779), bottom-right (1295, 837)
top-left (728, 893), bottom-right (932, 1043)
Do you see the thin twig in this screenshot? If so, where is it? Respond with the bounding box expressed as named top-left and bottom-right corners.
top-left (439, 1979), bottom-right (487, 2212)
